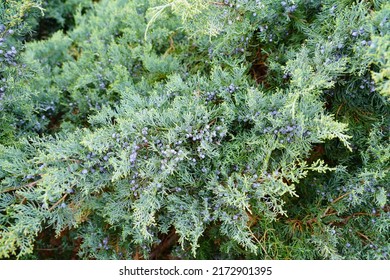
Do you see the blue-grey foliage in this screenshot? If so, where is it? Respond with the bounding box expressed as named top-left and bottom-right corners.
top-left (0, 0), bottom-right (388, 259)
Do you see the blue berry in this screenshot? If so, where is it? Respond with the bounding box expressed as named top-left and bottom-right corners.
top-left (287, 5), bottom-right (297, 13)
top-left (130, 152), bottom-right (137, 163)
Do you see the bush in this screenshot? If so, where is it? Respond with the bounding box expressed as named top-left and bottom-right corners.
top-left (0, 0), bottom-right (388, 260)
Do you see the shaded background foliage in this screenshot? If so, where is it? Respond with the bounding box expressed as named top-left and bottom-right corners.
top-left (0, 0), bottom-right (388, 259)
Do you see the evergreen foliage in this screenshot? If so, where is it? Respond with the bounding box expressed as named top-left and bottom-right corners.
top-left (0, 0), bottom-right (388, 259)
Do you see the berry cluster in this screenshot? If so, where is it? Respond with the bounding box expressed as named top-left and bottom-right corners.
top-left (351, 27), bottom-right (365, 38)
top-left (82, 151), bottom-right (111, 174)
top-left (226, 83), bottom-right (237, 94)
top-left (205, 91), bottom-right (217, 103)
top-left (281, 1), bottom-right (297, 14)
top-left (0, 24), bottom-right (18, 67)
top-left (128, 172), bottom-right (142, 197)
top-left (261, 112), bottom-right (308, 143)
top-left (349, 26), bottom-right (374, 48)
top-left (232, 36), bottom-right (250, 55)
top-left (0, 24), bottom-right (19, 103)
top-left (185, 123), bottom-right (226, 145)
top-left (98, 237), bottom-right (110, 251)
top-left (0, 78), bottom-right (5, 101)
top-left (258, 24), bottom-right (278, 44)
top-left (129, 145), bottom-right (139, 165)
top-left (159, 141), bottom-right (185, 171)
top-left (94, 71), bottom-right (110, 91)
top-left (203, 84), bottom-right (238, 104)
top-left (360, 78), bottom-right (376, 93)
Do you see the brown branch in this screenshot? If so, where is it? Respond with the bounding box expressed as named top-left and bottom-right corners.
top-left (336, 102), bottom-right (345, 118)
top-left (208, 119), bottom-right (217, 126)
top-left (0, 179), bottom-right (42, 194)
top-left (149, 228), bottom-right (179, 259)
top-left (210, 1), bottom-right (230, 7)
top-left (356, 231), bottom-right (373, 244)
top-left (133, 248), bottom-right (142, 260)
top-left (249, 227), bottom-right (270, 259)
top-left (163, 33), bottom-right (176, 57)
top-left (331, 192), bottom-right (351, 204)
top-left (320, 207), bottom-right (338, 219)
top-left (49, 193), bottom-right (68, 211)
top-left (329, 212), bottom-right (372, 226)
top-left (61, 158), bottom-right (81, 163)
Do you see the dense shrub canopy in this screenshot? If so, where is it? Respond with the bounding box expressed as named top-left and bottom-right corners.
top-left (0, 0), bottom-right (388, 259)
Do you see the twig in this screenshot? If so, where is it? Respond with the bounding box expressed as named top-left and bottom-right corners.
top-left (249, 228), bottom-right (271, 259)
top-left (144, 2), bottom-right (174, 41)
top-left (356, 231), bottom-right (373, 244)
top-left (149, 228), bottom-right (179, 259)
top-left (329, 212), bottom-right (372, 226)
top-left (61, 158), bottom-right (81, 164)
top-left (336, 102), bottom-right (345, 118)
top-left (49, 193), bottom-right (68, 211)
top-left (210, 1), bottom-right (230, 7)
top-left (331, 192), bottom-right (351, 204)
top-left (164, 34), bottom-right (176, 57)
top-left (0, 179), bottom-right (42, 194)
top-left (321, 207), bottom-right (337, 218)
